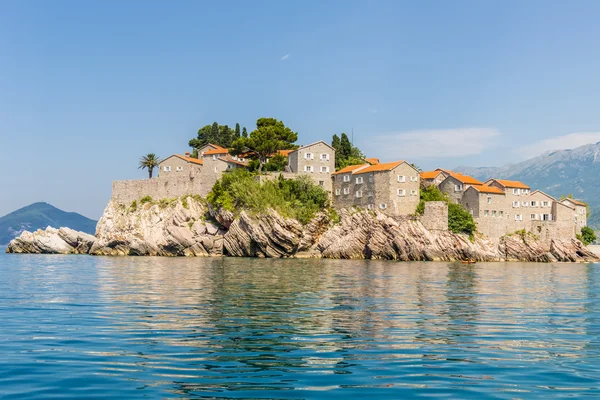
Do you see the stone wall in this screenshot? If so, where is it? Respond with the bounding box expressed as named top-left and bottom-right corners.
top-left (288, 141), bottom-right (335, 192)
top-left (112, 174), bottom-right (210, 205)
top-left (421, 201), bottom-right (448, 231)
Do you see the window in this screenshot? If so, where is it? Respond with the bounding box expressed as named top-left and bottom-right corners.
top-left (343, 187), bottom-right (350, 195)
top-left (487, 197), bottom-right (492, 204)
top-left (320, 166), bottom-right (329, 173)
top-left (454, 184), bottom-right (464, 192)
top-left (514, 214), bottom-right (523, 221)
top-left (542, 201), bottom-right (550, 207)
top-left (320, 153), bottom-right (330, 161)
top-left (319, 180), bottom-right (324, 187)
top-left (531, 214), bottom-right (537, 220)
top-left (522, 201), bottom-right (528, 207)
top-left (542, 214), bottom-right (553, 221)
top-left (484, 210), bottom-right (490, 216)
top-left (513, 188), bottom-right (520, 195)
top-left (380, 204), bottom-right (387, 209)
top-left (356, 191), bottom-right (363, 198)
top-left (304, 152), bottom-right (314, 160)
top-left (512, 201), bottom-right (520, 208)
top-left (163, 166), bottom-right (171, 172)
top-left (335, 189), bottom-right (341, 196)
top-left (410, 176), bottom-right (418, 182)
top-left (367, 204), bottom-right (374, 209)
top-left (212, 155), bottom-right (217, 160)
top-left (304, 165), bottom-right (313, 172)
top-left (410, 190), bottom-right (418, 196)
top-left (368, 191), bottom-right (373, 197)
top-left (356, 177), bottom-right (364, 184)
top-left (492, 210), bottom-right (497, 217)
top-left (343, 175), bottom-right (350, 182)
top-left (499, 211), bottom-right (504, 217)
top-left (397, 175), bottom-right (406, 182)
top-left (397, 189), bottom-right (406, 197)
top-left (531, 201), bottom-right (538, 207)
top-left (176, 166), bottom-right (183, 172)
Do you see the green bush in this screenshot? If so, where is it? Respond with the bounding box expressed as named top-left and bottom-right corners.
top-left (415, 185), bottom-right (476, 236)
top-left (580, 226), bottom-right (597, 245)
top-left (140, 196), bottom-right (153, 205)
top-left (207, 169), bottom-right (330, 224)
top-left (130, 200), bottom-right (138, 212)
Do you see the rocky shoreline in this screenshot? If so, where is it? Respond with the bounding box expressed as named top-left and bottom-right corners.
top-left (6, 197), bottom-right (599, 262)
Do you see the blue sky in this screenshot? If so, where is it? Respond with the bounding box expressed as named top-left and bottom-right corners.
top-left (2, 0), bottom-right (600, 219)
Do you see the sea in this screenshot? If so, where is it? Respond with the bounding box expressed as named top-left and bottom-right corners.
top-left (0, 253), bottom-right (599, 399)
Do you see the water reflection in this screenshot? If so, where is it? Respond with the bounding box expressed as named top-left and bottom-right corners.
top-left (1, 254), bottom-right (599, 399)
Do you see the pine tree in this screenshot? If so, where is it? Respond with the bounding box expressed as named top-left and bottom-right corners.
top-left (210, 122), bottom-right (219, 144)
top-left (242, 127), bottom-right (248, 138)
top-left (221, 124), bottom-right (231, 147)
top-left (235, 123), bottom-right (241, 139)
top-left (340, 133), bottom-right (352, 160)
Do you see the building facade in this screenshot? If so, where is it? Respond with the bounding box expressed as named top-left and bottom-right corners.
top-left (287, 141), bottom-right (335, 192)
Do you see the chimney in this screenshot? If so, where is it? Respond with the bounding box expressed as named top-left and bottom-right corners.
top-left (185, 152), bottom-right (190, 156)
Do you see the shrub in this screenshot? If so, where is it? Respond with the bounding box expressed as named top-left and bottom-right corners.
top-left (207, 169), bottom-right (330, 224)
top-left (415, 185), bottom-right (448, 215)
top-left (140, 196), bottom-right (153, 205)
top-left (181, 196), bottom-right (189, 209)
top-left (416, 185), bottom-right (475, 236)
top-left (580, 226), bottom-right (597, 245)
top-left (130, 200), bottom-right (138, 212)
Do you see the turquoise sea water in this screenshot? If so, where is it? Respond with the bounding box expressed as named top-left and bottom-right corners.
top-left (1, 254), bottom-right (599, 399)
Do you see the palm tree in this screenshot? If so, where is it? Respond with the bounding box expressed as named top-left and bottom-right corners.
top-left (138, 153), bottom-right (161, 178)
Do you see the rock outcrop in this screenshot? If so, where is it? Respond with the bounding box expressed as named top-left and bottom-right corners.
top-left (7, 198), bottom-right (599, 263)
top-left (90, 198), bottom-right (224, 256)
top-left (6, 227), bottom-right (96, 254)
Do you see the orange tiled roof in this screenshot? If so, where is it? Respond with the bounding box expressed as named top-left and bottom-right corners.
top-left (332, 164), bottom-right (369, 175)
top-left (365, 158), bottom-right (380, 165)
top-left (204, 148), bottom-right (229, 155)
top-left (174, 154), bottom-right (203, 165)
top-left (563, 198), bottom-right (586, 207)
top-left (447, 172), bottom-right (482, 185)
top-left (492, 179), bottom-right (530, 189)
top-left (353, 161), bottom-right (405, 175)
top-left (472, 184), bottom-right (505, 195)
top-left (277, 149), bottom-right (293, 156)
top-left (420, 170), bottom-right (443, 179)
top-left (218, 155), bottom-right (248, 167)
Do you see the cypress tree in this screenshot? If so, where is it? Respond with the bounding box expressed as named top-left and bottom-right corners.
top-left (235, 123), bottom-right (241, 139)
top-left (210, 122), bottom-right (219, 144)
top-left (242, 127), bottom-right (248, 138)
top-left (340, 133), bottom-right (352, 159)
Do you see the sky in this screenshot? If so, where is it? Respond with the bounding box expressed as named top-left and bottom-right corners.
top-left (2, 0), bottom-right (600, 219)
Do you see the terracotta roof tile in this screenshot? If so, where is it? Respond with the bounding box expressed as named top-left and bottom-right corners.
top-left (204, 148), bottom-right (229, 155)
top-left (563, 198), bottom-right (586, 207)
top-left (332, 164), bottom-right (369, 175)
top-left (353, 161), bottom-right (405, 175)
top-left (491, 179), bottom-right (530, 189)
top-left (277, 149), bottom-right (293, 156)
top-left (420, 170), bottom-right (443, 179)
top-left (447, 172), bottom-right (482, 185)
top-left (218, 155), bottom-right (248, 167)
top-left (174, 154), bottom-right (203, 165)
top-left (472, 184), bottom-right (505, 194)
top-left (365, 158), bottom-right (380, 165)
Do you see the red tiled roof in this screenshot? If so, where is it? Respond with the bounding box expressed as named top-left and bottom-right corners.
top-left (420, 170), bottom-right (443, 179)
top-left (353, 161), bottom-right (405, 175)
top-left (490, 179), bottom-right (530, 189)
top-left (204, 148), bottom-right (229, 155)
top-left (447, 172), bottom-right (482, 185)
top-left (174, 154), bottom-right (203, 165)
top-left (472, 184), bottom-right (505, 194)
top-left (563, 198), bottom-right (586, 207)
top-left (277, 149), bottom-right (293, 156)
top-left (332, 164), bottom-right (369, 175)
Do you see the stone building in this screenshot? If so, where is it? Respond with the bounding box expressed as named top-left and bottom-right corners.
top-left (420, 169), bottom-right (453, 188)
top-left (332, 161), bottom-right (420, 216)
top-left (561, 198), bottom-right (588, 232)
top-left (438, 173), bottom-right (483, 204)
top-left (158, 154), bottom-right (203, 178)
top-left (287, 141), bottom-right (335, 192)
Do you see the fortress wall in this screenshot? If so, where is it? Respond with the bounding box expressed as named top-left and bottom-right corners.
top-left (112, 176), bottom-right (211, 205)
top-left (421, 201), bottom-right (448, 231)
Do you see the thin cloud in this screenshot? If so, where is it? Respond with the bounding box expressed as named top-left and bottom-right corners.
top-left (357, 128), bottom-right (500, 160)
top-left (280, 54), bottom-right (290, 61)
top-left (518, 132), bottom-right (600, 158)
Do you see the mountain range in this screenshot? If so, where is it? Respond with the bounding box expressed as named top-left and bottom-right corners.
top-left (0, 202), bottom-right (97, 245)
top-left (456, 142), bottom-right (600, 229)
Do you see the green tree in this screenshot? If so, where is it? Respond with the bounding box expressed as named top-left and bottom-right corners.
top-left (415, 185), bottom-right (476, 237)
top-left (188, 124), bottom-right (213, 149)
top-left (578, 226), bottom-right (597, 245)
top-left (340, 133), bottom-right (352, 159)
top-left (235, 123), bottom-right (241, 139)
top-left (138, 153), bottom-right (161, 179)
top-left (242, 127), bottom-right (248, 138)
top-left (210, 122), bottom-right (219, 143)
top-left (333, 132), bottom-right (365, 169)
top-left (263, 153), bottom-right (288, 172)
top-left (220, 124), bottom-right (232, 147)
top-left (231, 118), bottom-right (298, 172)
top-left (332, 134), bottom-right (341, 153)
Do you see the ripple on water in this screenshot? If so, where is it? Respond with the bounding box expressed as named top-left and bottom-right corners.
top-left (0, 254), bottom-right (599, 399)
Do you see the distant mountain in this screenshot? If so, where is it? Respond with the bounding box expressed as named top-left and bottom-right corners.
top-left (0, 202), bottom-right (97, 245)
top-left (456, 142), bottom-right (600, 228)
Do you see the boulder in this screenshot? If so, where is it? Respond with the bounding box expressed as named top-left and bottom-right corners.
top-left (6, 226), bottom-right (96, 254)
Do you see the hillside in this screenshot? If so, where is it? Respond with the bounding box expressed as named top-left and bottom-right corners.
top-left (456, 142), bottom-right (600, 228)
top-left (0, 202), bottom-right (97, 245)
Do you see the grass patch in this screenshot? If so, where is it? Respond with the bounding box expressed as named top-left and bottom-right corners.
top-left (140, 196), bottom-right (153, 205)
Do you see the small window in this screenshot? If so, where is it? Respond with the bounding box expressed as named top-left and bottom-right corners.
top-left (356, 177), bottom-right (364, 184)
top-left (531, 201), bottom-right (537, 207)
top-left (319, 180), bottom-right (324, 186)
top-left (513, 188), bottom-right (519, 195)
top-left (335, 188), bottom-right (341, 196)
top-left (304, 152), bottom-right (314, 160)
top-left (397, 175), bottom-right (406, 183)
top-left (368, 175), bottom-right (373, 183)
top-left (320, 153), bottom-right (329, 161)
top-left (397, 189), bottom-right (406, 197)
top-left (304, 165), bottom-right (313, 172)
top-left (512, 201), bottom-right (520, 208)
top-left (212, 155), bottom-right (217, 160)
top-left (343, 175), bottom-right (350, 182)
top-left (531, 214), bottom-right (537, 220)
top-left (410, 176), bottom-right (418, 182)
top-left (368, 191), bottom-right (373, 197)
top-left (380, 203), bottom-right (387, 209)
top-left (492, 210), bottom-right (497, 217)
top-left (320, 166), bottom-right (329, 173)
top-left (515, 214), bottom-right (523, 221)
top-left (454, 184), bottom-right (463, 192)
top-left (484, 210), bottom-right (490, 216)
top-left (410, 190), bottom-right (417, 196)
top-left (163, 166), bottom-right (171, 172)
top-left (356, 191), bottom-right (363, 198)
top-left (176, 166), bottom-right (183, 172)
top-left (542, 201), bottom-right (549, 207)
top-left (487, 197), bottom-right (492, 204)
top-left (499, 211), bottom-right (504, 217)
top-left (343, 187), bottom-right (350, 195)
top-left (367, 204), bottom-right (374, 209)
top-left (522, 201), bottom-right (528, 207)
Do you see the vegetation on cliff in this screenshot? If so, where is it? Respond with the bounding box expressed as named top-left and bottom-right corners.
top-left (188, 121), bottom-right (245, 150)
top-left (207, 169), bottom-right (329, 224)
top-left (577, 226), bottom-right (597, 245)
top-left (415, 185), bottom-right (476, 237)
